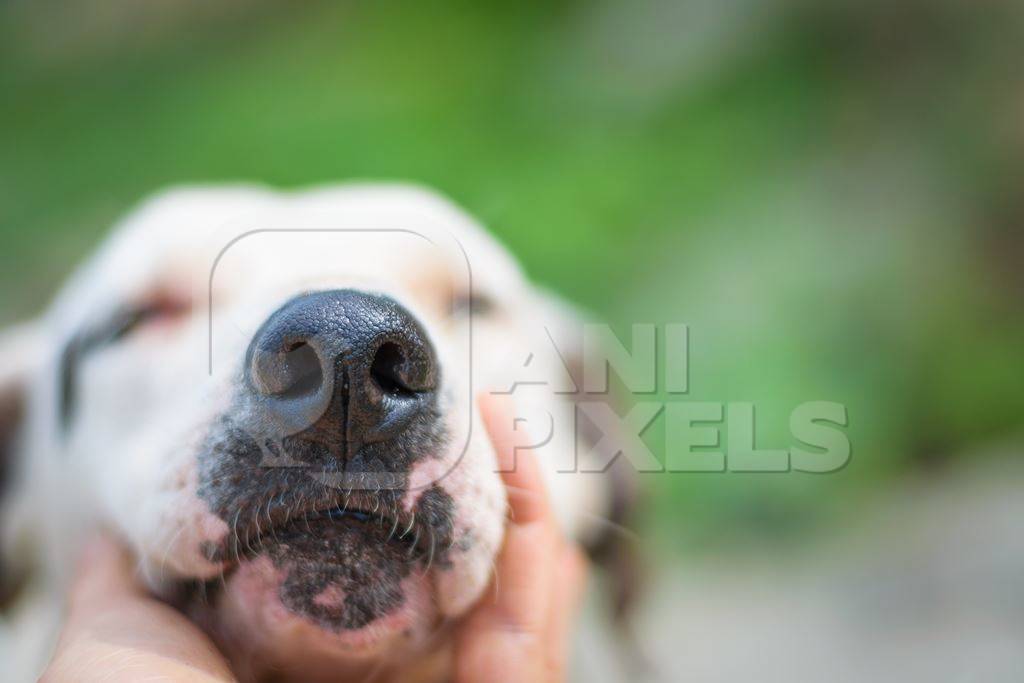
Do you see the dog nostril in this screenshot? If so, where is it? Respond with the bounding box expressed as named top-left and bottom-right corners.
top-left (280, 342), bottom-right (324, 397)
top-left (370, 342), bottom-right (416, 397)
top-left (251, 341), bottom-right (324, 397)
top-left (246, 291), bottom-right (439, 451)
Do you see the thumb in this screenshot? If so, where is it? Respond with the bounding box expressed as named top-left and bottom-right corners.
top-left (69, 533), bottom-right (144, 614)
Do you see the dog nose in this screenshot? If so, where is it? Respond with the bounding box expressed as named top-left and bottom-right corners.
top-left (245, 290), bottom-right (438, 458)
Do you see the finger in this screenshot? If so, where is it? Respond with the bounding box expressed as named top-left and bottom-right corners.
top-left (69, 533), bottom-right (144, 615)
top-left (454, 520), bottom-right (558, 682)
top-left (480, 392), bottom-right (559, 633)
top-left (47, 533), bottom-right (238, 683)
top-left (454, 394), bottom-right (564, 682)
top-left (479, 392), bottom-right (552, 526)
top-left (545, 544), bottom-right (589, 681)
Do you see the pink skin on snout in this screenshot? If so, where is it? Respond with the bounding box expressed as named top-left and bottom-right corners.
top-left (403, 444), bottom-right (507, 619)
top-left (217, 556), bottom-right (438, 666)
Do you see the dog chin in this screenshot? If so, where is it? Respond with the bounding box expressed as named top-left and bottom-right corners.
top-left (218, 556), bottom-right (436, 657)
top-left (210, 522), bottom-right (443, 675)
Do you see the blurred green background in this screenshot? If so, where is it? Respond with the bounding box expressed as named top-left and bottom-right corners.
top-left (3, 0), bottom-right (1022, 557)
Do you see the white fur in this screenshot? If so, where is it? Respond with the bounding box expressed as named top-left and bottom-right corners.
top-left (0, 184), bottom-right (608, 682)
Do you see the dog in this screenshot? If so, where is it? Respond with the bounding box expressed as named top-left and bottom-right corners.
top-left (0, 184), bottom-right (636, 682)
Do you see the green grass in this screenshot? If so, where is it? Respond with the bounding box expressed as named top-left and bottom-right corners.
top-left (2, 0), bottom-right (1022, 551)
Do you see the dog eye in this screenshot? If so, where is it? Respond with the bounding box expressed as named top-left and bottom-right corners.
top-left (452, 293), bottom-right (495, 317)
top-left (58, 294), bottom-right (191, 432)
top-left (90, 296), bottom-right (190, 346)
top-left (103, 306), bottom-right (154, 343)
top-left (116, 295), bottom-right (191, 338)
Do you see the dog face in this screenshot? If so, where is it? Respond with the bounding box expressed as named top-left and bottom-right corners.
top-left (2, 185), bottom-right (613, 680)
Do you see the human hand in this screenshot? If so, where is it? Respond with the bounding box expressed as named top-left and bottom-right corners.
top-left (454, 394), bottom-right (589, 683)
top-left (41, 534), bottom-right (236, 682)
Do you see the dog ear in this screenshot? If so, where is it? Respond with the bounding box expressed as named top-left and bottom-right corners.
top-left (530, 292), bottom-right (644, 627)
top-left (0, 323), bottom-right (42, 486)
top-left (0, 322), bottom-right (44, 609)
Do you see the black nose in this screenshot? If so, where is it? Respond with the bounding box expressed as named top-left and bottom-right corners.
top-left (245, 290), bottom-right (438, 459)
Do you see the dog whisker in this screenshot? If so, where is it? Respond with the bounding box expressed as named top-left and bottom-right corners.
top-left (425, 528), bottom-right (436, 572)
top-left (407, 528), bottom-right (421, 560)
top-left (402, 512), bottom-right (416, 539)
top-left (263, 495), bottom-right (278, 545)
top-left (386, 513), bottom-right (401, 543)
top-left (229, 508), bottom-right (244, 564)
top-left (487, 552), bottom-right (501, 605)
top-left (244, 506), bottom-right (259, 557)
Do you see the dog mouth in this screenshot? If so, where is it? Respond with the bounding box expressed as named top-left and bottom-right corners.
top-left (192, 485), bottom-right (455, 636)
top-left (281, 502), bottom-right (436, 562)
top-left (193, 408), bottom-right (457, 639)
top-left (204, 490), bottom-right (443, 569)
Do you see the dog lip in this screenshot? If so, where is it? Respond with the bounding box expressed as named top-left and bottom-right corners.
top-left (305, 504), bottom-right (420, 547)
top-left (205, 492), bottom-right (427, 566)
